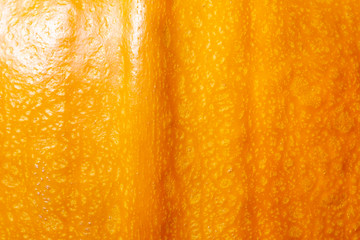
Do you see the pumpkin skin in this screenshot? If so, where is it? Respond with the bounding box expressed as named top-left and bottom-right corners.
top-left (1, 0), bottom-right (360, 239)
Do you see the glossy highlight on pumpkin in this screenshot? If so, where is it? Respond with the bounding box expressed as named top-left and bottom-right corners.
top-left (1, 0), bottom-right (360, 239)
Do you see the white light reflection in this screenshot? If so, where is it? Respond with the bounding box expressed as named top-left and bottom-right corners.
top-left (1, 3), bottom-right (73, 79)
top-left (130, 0), bottom-right (145, 64)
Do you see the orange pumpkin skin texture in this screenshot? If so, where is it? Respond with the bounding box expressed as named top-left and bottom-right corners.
top-left (1, 0), bottom-right (360, 239)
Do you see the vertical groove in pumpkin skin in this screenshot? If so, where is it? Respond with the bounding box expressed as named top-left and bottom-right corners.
top-left (236, 0), bottom-right (257, 239)
top-left (158, 0), bottom-right (180, 239)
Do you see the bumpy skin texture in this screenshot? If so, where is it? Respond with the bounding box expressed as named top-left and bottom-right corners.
top-left (0, 0), bottom-right (360, 239)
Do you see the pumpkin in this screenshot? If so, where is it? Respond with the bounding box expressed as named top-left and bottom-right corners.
top-left (1, 0), bottom-right (360, 239)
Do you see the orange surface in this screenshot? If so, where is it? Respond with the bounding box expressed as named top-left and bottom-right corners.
top-left (0, 0), bottom-right (360, 239)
